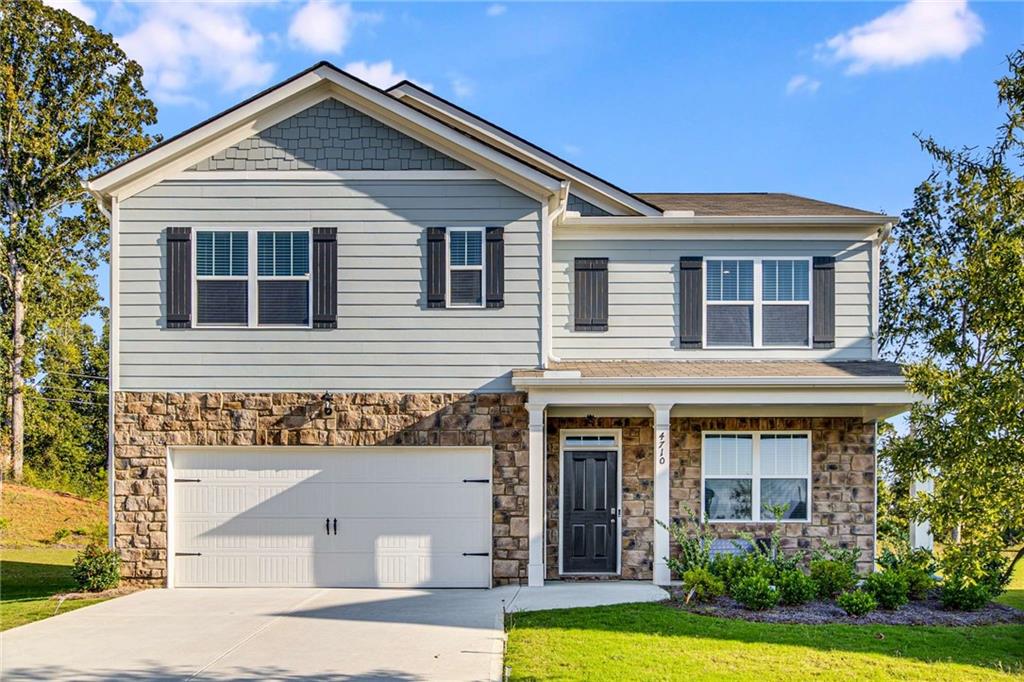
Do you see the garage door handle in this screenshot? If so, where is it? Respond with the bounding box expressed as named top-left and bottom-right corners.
top-left (333, 518), bottom-right (338, 535)
top-left (462, 552), bottom-right (489, 557)
top-left (326, 518), bottom-right (330, 535)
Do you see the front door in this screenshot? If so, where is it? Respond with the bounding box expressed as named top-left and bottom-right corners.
top-left (562, 450), bottom-right (618, 573)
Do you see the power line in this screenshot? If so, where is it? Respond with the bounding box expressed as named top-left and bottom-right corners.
top-left (32, 395), bottom-right (104, 409)
top-left (27, 382), bottom-right (107, 397)
top-left (43, 370), bottom-right (108, 381)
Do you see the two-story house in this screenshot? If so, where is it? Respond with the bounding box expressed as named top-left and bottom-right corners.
top-left (87, 62), bottom-right (914, 589)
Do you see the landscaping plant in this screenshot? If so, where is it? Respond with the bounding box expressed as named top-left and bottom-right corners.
top-left (71, 543), bottom-right (120, 592)
top-left (837, 590), bottom-right (877, 617)
top-left (659, 510), bottom-right (716, 577)
top-left (776, 569), bottom-right (817, 606)
top-left (810, 559), bottom-right (857, 599)
top-left (680, 567), bottom-right (725, 603)
top-left (732, 574), bottom-right (780, 611)
top-left (940, 574), bottom-right (993, 611)
top-left (864, 570), bottom-right (910, 610)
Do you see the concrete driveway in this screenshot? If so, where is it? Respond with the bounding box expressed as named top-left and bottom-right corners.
top-left (1, 583), bottom-right (666, 681)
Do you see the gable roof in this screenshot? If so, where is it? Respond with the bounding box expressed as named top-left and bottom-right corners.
top-left (634, 193), bottom-right (885, 217)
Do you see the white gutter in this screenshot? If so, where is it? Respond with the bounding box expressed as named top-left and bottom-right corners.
top-left (560, 214), bottom-right (897, 228)
top-left (542, 182), bottom-right (570, 368)
top-left (512, 374), bottom-right (908, 389)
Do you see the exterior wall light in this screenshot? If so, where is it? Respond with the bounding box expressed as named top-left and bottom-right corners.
top-left (321, 391), bottom-right (334, 416)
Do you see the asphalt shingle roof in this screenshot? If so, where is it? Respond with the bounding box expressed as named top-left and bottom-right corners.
top-left (633, 193), bottom-right (884, 217)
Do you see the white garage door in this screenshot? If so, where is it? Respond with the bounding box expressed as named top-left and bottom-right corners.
top-left (171, 448), bottom-right (492, 588)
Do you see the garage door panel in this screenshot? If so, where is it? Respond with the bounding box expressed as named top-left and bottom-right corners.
top-left (333, 517), bottom-right (489, 553)
top-left (333, 483), bottom-right (488, 518)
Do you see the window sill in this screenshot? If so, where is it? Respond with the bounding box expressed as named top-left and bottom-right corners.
top-left (706, 519), bottom-right (811, 524)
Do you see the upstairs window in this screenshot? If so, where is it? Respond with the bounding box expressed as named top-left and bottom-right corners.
top-left (196, 231), bottom-right (248, 326)
top-left (705, 258), bottom-right (811, 348)
top-left (448, 228), bottom-right (484, 307)
top-left (257, 231), bottom-right (310, 326)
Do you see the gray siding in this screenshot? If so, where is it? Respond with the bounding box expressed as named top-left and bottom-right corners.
top-left (118, 179), bottom-right (541, 391)
top-left (553, 239), bottom-right (873, 360)
top-left (189, 98), bottom-right (468, 172)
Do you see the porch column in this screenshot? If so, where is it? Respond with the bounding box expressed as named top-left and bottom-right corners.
top-left (526, 402), bottom-right (546, 587)
top-left (651, 403), bottom-right (672, 585)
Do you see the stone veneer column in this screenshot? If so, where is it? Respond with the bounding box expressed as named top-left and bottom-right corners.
top-left (651, 404), bottom-right (672, 585)
top-left (526, 402), bottom-right (546, 587)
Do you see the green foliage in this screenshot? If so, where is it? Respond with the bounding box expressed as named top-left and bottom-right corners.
top-left (811, 540), bottom-right (861, 570)
top-left (659, 510), bottom-right (716, 577)
top-left (877, 542), bottom-right (937, 600)
top-left (737, 506), bottom-right (806, 576)
top-left (940, 575), bottom-right (992, 611)
top-left (879, 49), bottom-right (1024, 600)
top-left (50, 527), bottom-right (71, 544)
top-left (776, 569), bottom-right (817, 606)
top-left (837, 590), bottom-right (877, 617)
top-left (70, 543), bottom-right (120, 592)
top-left (864, 570), bottom-right (910, 610)
top-left (810, 560), bottom-right (858, 599)
top-left (901, 567), bottom-right (937, 600)
top-left (680, 567), bottom-right (725, 603)
top-left (732, 574), bottom-right (779, 611)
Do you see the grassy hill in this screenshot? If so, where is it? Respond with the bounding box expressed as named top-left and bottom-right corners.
top-left (1, 483), bottom-right (106, 548)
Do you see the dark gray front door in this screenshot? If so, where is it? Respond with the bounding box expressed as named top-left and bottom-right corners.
top-left (562, 450), bottom-right (618, 574)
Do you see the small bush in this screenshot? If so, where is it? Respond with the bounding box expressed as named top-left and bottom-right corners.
top-left (732, 574), bottom-right (780, 611)
top-left (51, 527), bottom-right (72, 544)
top-left (709, 553), bottom-right (743, 590)
top-left (71, 544), bottom-right (121, 592)
top-left (837, 590), bottom-right (877, 617)
top-left (940, 577), bottom-right (991, 611)
top-left (660, 510), bottom-right (716, 577)
top-left (776, 569), bottom-right (817, 606)
top-left (810, 559), bottom-right (857, 599)
top-left (812, 540), bottom-right (861, 570)
top-left (878, 544), bottom-right (937, 574)
top-left (900, 567), bottom-right (936, 600)
top-left (864, 570), bottom-right (909, 610)
top-left (681, 567), bottom-right (725, 603)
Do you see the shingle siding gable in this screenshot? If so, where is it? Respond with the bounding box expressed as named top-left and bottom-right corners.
top-left (189, 98), bottom-right (469, 172)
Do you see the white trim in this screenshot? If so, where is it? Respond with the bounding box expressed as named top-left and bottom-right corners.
top-left (526, 403), bottom-right (546, 587)
top-left (703, 256), bottom-right (813, 350)
top-left (169, 170), bottom-right (491, 182)
top-left (871, 238), bottom-right (881, 359)
top-left (513, 375), bottom-right (907, 388)
top-left (165, 446), bottom-right (175, 589)
top-left (555, 224), bottom-right (888, 242)
top-left (560, 215), bottom-right (896, 228)
top-left (107, 196), bottom-right (120, 550)
top-left (558, 428), bottom-right (623, 577)
top-left (701, 431), bottom-right (812, 524)
top-left (651, 404), bottom-right (672, 585)
top-left (445, 227), bottom-right (486, 309)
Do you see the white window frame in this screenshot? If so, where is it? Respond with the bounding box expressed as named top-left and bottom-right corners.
top-left (558, 429), bottom-right (623, 576)
top-left (701, 431), bottom-right (812, 523)
top-left (702, 256), bottom-right (813, 349)
top-left (192, 226), bottom-right (313, 329)
top-left (445, 227), bottom-right (486, 309)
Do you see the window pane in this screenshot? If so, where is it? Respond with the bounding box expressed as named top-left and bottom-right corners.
top-left (197, 280), bottom-right (247, 325)
top-left (707, 305), bottom-right (753, 346)
top-left (292, 232), bottom-right (309, 276)
top-left (275, 232), bottom-right (292, 276)
top-left (450, 270), bottom-right (482, 305)
top-left (257, 232), bottom-right (274, 276)
top-left (760, 435), bottom-right (809, 476)
top-left (258, 280), bottom-right (309, 326)
top-left (707, 261), bottom-right (722, 301)
top-left (230, 232), bottom-right (247, 276)
top-left (705, 479), bottom-right (752, 520)
top-left (794, 260), bottom-right (809, 300)
top-left (722, 260), bottom-right (737, 300)
top-left (762, 305), bottom-right (809, 346)
top-left (738, 260), bottom-right (753, 299)
top-left (450, 230), bottom-right (467, 267)
top-left (213, 232), bottom-right (231, 276)
top-left (763, 260), bottom-right (809, 302)
top-left (761, 479), bottom-right (808, 521)
top-left (465, 230), bottom-right (482, 266)
top-left (196, 231), bottom-right (214, 276)
top-left (762, 260), bottom-right (777, 301)
top-left (705, 435), bottom-right (753, 475)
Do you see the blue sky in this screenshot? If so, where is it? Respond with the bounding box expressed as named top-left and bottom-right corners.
top-left (53, 0), bottom-right (1022, 329)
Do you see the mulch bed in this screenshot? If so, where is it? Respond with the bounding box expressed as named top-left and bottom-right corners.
top-left (666, 590), bottom-right (1024, 626)
top-left (51, 585), bottom-right (142, 601)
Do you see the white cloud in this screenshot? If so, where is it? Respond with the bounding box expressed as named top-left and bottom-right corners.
top-left (786, 74), bottom-right (821, 95)
top-left (117, 2), bottom-right (274, 104)
top-left (344, 60), bottom-right (430, 90)
top-left (288, 1), bottom-right (355, 54)
top-left (449, 73), bottom-right (474, 99)
top-left (820, 0), bottom-right (983, 75)
top-left (41, 0), bottom-right (96, 23)
top-left (486, 4), bottom-right (507, 17)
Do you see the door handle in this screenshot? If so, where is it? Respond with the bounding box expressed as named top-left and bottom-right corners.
top-left (610, 507), bottom-right (617, 524)
top-left (333, 518), bottom-right (338, 535)
top-left (326, 518), bottom-right (330, 535)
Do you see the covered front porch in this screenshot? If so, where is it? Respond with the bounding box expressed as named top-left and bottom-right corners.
top-left (513, 360), bottom-right (915, 587)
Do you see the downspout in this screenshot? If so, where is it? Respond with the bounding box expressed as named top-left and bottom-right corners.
top-left (870, 222), bottom-right (892, 360)
top-left (542, 181), bottom-right (570, 367)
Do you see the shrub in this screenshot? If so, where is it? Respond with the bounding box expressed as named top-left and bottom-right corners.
top-left (864, 570), bottom-right (909, 610)
top-left (810, 559), bottom-right (857, 599)
top-left (709, 552), bottom-right (744, 590)
top-left (812, 540), bottom-right (861, 570)
top-left (900, 567), bottom-right (936, 600)
top-left (776, 569), bottom-right (817, 606)
top-left (837, 590), bottom-right (877, 617)
top-left (71, 544), bottom-right (121, 592)
top-left (938, 543), bottom-right (1010, 599)
top-left (659, 510), bottom-right (716, 577)
top-left (732, 574), bottom-right (779, 611)
top-left (681, 567), bottom-right (725, 603)
top-left (51, 527), bottom-right (71, 544)
top-left (940, 576), bottom-right (992, 611)
top-left (877, 543), bottom-right (938, 574)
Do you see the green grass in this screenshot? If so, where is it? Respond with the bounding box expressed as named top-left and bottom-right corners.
top-left (1, 548), bottom-right (107, 631)
top-left (505, 602), bottom-right (1024, 681)
top-left (995, 557), bottom-right (1024, 611)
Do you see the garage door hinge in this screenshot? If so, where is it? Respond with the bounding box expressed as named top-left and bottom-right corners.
top-left (175, 552), bottom-right (202, 557)
top-left (462, 478), bottom-right (490, 483)
top-left (462, 552), bottom-right (490, 557)
top-left (174, 478), bottom-right (201, 483)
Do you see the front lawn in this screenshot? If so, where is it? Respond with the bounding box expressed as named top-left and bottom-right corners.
top-left (505, 602), bottom-right (1024, 681)
top-left (995, 556), bottom-right (1024, 610)
top-left (1, 548), bottom-right (108, 631)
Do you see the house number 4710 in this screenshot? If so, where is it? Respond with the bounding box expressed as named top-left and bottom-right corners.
top-left (657, 432), bottom-right (667, 466)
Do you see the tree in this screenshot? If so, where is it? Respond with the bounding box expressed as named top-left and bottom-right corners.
top-left (880, 50), bottom-right (1024, 585)
top-left (0, 0), bottom-right (157, 479)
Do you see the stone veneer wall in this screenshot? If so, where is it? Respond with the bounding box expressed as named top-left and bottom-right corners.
top-left (546, 417), bottom-right (655, 581)
top-left (671, 417), bottom-right (876, 573)
top-left (113, 391), bottom-right (529, 586)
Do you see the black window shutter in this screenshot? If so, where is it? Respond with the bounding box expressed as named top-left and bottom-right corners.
top-left (679, 256), bottom-right (703, 348)
top-left (165, 227), bottom-right (192, 328)
top-left (312, 227), bottom-right (338, 329)
top-left (485, 227), bottom-right (505, 309)
top-left (813, 256), bottom-right (836, 348)
top-left (574, 257), bottom-right (608, 331)
top-left (426, 227), bottom-right (446, 308)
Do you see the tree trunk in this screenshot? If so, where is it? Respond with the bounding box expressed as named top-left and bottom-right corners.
top-left (9, 256), bottom-right (25, 481)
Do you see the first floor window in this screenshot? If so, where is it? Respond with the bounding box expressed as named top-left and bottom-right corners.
top-left (448, 227), bottom-right (484, 307)
top-left (194, 229), bottom-right (311, 328)
top-left (703, 433), bottom-right (811, 522)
